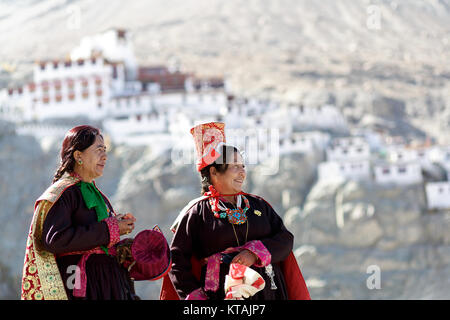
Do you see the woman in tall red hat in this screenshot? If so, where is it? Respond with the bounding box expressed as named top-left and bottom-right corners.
top-left (160, 122), bottom-right (310, 300)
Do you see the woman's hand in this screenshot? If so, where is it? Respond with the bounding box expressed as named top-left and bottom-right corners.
top-left (116, 213), bottom-right (136, 235)
top-left (231, 249), bottom-right (258, 267)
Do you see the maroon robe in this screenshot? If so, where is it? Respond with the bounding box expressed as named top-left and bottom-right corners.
top-left (161, 194), bottom-right (310, 300)
top-left (41, 184), bottom-right (136, 300)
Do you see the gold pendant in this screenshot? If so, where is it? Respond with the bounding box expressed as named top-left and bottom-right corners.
top-left (254, 210), bottom-right (262, 216)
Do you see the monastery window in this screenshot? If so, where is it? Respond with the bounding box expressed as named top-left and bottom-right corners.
top-left (68, 92), bottom-right (75, 101)
top-left (82, 91), bottom-right (89, 99)
top-left (98, 102), bottom-right (102, 109)
top-left (356, 147), bottom-right (363, 153)
top-left (342, 148), bottom-right (348, 154)
top-left (40, 63), bottom-right (46, 71)
top-left (382, 168), bottom-right (390, 175)
top-left (398, 167), bottom-right (407, 174)
top-left (77, 60), bottom-right (84, 66)
top-left (136, 114), bottom-right (142, 121)
top-left (438, 187), bottom-right (443, 194)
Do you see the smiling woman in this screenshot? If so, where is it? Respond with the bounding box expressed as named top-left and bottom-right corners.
top-left (21, 125), bottom-right (139, 300)
top-left (199, 144), bottom-right (245, 196)
top-left (161, 122), bottom-right (310, 301)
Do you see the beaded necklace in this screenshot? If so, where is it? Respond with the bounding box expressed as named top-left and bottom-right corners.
top-left (209, 195), bottom-right (250, 224)
top-left (205, 185), bottom-right (250, 225)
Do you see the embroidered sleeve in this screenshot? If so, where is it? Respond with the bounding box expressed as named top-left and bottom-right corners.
top-left (104, 217), bottom-right (120, 247)
top-left (243, 240), bottom-right (271, 267)
top-left (185, 287), bottom-right (208, 300)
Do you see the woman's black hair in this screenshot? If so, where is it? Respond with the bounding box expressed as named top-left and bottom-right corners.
top-left (199, 144), bottom-right (240, 194)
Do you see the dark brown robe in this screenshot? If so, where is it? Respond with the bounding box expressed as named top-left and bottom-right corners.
top-left (41, 184), bottom-right (135, 300)
top-left (168, 194), bottom-right (294, 300)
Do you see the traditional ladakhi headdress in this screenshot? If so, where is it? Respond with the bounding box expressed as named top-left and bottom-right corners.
top-left (190, 121), bottom-right (227, 172)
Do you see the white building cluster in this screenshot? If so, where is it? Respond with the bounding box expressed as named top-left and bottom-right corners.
top-left (0, 28), bottom-right (228, 129)
top-left (1, 29), bottom-right (450, 211)
top-left (318, 137), bottom-right (371, 182)
top-left (316, 134), bottom-right (450, 211)
top-left (0, 28), bottom-right (348, 151)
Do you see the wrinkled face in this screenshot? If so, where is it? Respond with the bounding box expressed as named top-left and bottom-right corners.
top-left (212, 152), bottom-right (246, 194)
top-left (75, 135), bottom-right (107, 181)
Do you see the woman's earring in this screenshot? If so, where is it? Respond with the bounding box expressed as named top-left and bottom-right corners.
top-left (78, 159), bottom-right (83, 165)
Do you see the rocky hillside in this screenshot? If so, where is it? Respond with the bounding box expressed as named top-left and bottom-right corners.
top-left (285, 179), bottom-right (450, 299)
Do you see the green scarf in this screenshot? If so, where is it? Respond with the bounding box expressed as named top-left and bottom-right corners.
top-left (78, 181), bottom-right (110, 255)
